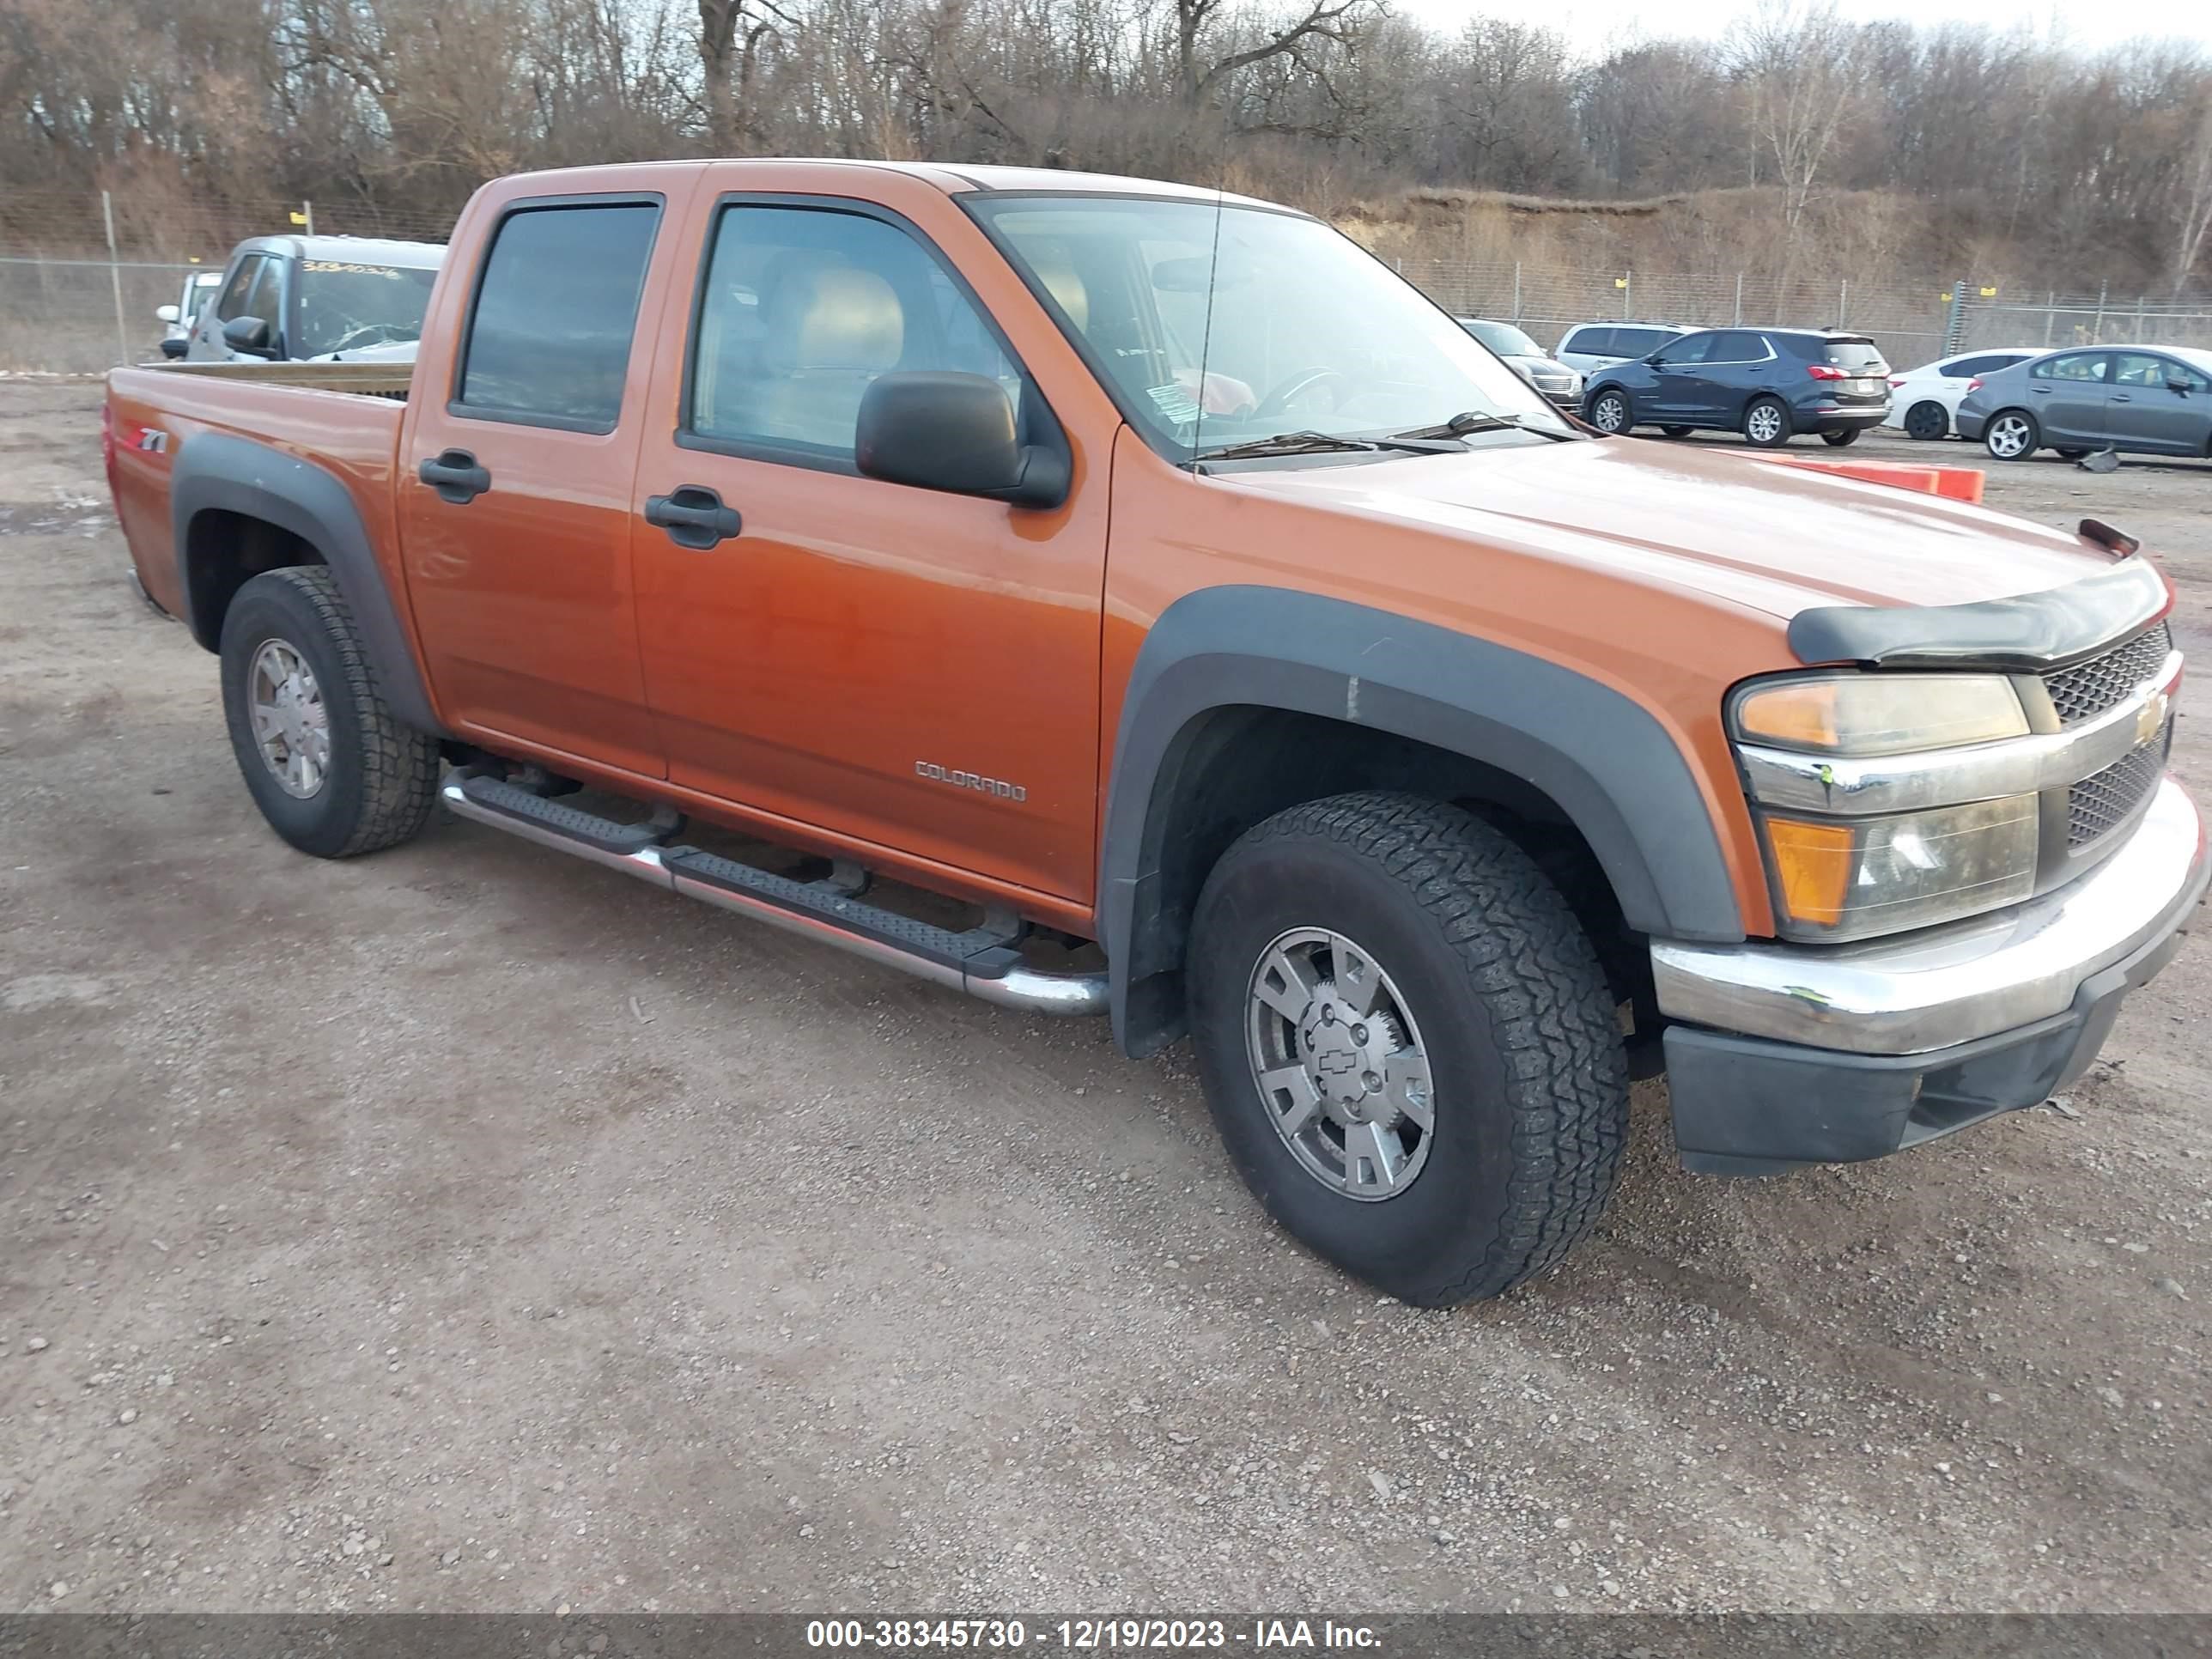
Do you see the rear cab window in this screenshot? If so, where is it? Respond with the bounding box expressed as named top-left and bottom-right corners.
top-left (454, 199), bottom-right (662, 432)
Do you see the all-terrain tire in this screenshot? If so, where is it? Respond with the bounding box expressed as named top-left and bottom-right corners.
top-left (219, 567), bottom-right (440, 859)
top-left (1186, 792), bottom-right (1629, 1306)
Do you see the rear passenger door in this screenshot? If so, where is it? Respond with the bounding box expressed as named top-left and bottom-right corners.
top-left (398, 191), bottom-right (683, 776)
top-left (1699, 330), bottom-right (1774, 422)
top-left (2026, 350), bottom-right (2111, 447)
top-left (626, 185), bottom-right (1109, 902)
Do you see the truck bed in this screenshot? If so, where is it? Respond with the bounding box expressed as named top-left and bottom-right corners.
top-left (106, 362), bottom-right (411, 624)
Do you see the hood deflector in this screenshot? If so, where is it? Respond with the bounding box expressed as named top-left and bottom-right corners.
top-left (1788, 555), bottom-right (2169, 672)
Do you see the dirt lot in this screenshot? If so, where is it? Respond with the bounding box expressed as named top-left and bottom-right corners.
top-left (3, 386), bottom-right (2210, 1617)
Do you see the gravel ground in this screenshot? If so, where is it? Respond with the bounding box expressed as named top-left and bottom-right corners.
top-left (3, 386), bottom-right (2209, 1616)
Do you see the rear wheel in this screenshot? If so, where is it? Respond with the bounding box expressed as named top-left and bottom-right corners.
top-left (1186, 792), bottom-right (1629, 1307)
top-left (1586, 388), bottom-right (1632, 435)
top-left (219, 567), bottom-right (441, 858)
top-left (2055, 447), bottom-right (2089, 461)
top-left (1903, 400), bottom-right (1948, 441)
top-left (1984, 409), bottom-right (2039, 460)
top-left (1820, 427), bottom-right (1863, 447)
top-left (1659, 424), bottom-right (1693, 439)
top-left (1742, 396), bottom-right (1792, 447)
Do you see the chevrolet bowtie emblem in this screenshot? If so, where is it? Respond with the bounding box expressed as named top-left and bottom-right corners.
top-left (2137, 687), bottom-right (2172, 746)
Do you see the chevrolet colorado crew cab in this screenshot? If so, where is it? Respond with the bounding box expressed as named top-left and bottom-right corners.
top-left (105, 161), bottom-right (2206, 1307)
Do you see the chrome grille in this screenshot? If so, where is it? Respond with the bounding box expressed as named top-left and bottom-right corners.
top-left (2067, 724), bottom-right (2171, 848)
top-left (2044, 623), bottom-right (2172, 726)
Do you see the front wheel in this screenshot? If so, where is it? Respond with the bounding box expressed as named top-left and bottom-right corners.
top-left (2055, 447), bottom-right (2089, 461)
top-left (1820, 427), bottom-right (1863, 447)
top-left (1984, 409), bottom-right (2039, 460)
top-left (220, 567), bottom-right (441, 858)
top-left (1186, 793), bottom-right (1629, 1307)
top-left (1742, 396), bottom-right (1792, 447)
top-left (1585, 388), bottom-right (1632, 435)
top-left (1659, 424), bottom-right (1694, 439)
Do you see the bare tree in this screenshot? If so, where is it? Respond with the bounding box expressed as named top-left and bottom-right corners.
top-left (1729, 0), bottom-right (1864, 287)
top-left (1164, 0), bottom-right (1381, 108)
top-left (2174, 96), bottom-right (2212, 294)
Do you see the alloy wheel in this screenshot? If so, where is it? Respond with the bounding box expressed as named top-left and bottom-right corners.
top-left (247, 638), bottom-right (331, 799)
top-left (1244, 927), bottom-right (1436, 1201)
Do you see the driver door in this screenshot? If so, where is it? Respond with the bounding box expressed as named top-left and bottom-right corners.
top-left (627, 185), bottom-right (1109, 902)
top-left (1645, 332), bottom-right (1717, 420)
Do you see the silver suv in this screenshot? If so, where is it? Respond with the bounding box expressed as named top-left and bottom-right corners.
top-left (1555, 321), bottom-right (1694, 376)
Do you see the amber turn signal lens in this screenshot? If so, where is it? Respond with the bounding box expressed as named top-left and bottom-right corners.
top-left (1763, 817), bottom-right (1855, 927)
top-left (1735, 681), bottom-right (1840, 750)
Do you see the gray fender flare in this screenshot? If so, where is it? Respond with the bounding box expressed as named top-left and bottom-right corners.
top-left (170, 432), bottom-right (444, 736)
top-left (1099, 586), bottom-right (1744, 1054)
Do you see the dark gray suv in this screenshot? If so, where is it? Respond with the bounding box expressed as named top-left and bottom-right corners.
top-left (1958, 346), bottom-right (2212, 462)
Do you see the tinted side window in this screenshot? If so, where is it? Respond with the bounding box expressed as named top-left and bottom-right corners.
top-left (1566, 327), bottom-right (1614, 356)
top-left (458, 201), bottom-right (660, 431)
top-left (2033, 353), bottom-right (2106, 383)
top-left (1654, 333), bottom-right (1715, 365)
top-left (2167, 360), bottom-right (2212, 393)
top-left (1615, 328), bottom-right (1673, 356)
top-left (687, 204), bottom-right (1018, 459)
top-left (244, 260), bottom-right (285, 335)
top-left (2111, 352), bottom-right (2174, 388)
top-left (1949, 354), bottom-right (2005, 378)
top-left (1709, 331), bottom-right (1768, 363)
top-left (215, 256), bottom-right (263, 322)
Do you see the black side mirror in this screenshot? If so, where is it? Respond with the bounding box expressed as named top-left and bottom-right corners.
top-left (159, 337), bottom-right (189, 360)
top-left (2167, 378), bottom-right (2193, 396)
top-left (855, 372), bottom-right (1069, 508)
top-left (222, 316), bottom-right (274, 357)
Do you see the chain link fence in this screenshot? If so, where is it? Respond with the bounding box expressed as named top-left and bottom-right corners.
top-left (6, 188), bottom-right (2212, 379)
top-left (1952, 289), bottom-right (2212, 356)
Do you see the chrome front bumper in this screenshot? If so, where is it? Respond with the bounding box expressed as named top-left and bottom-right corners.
top-left (1651, 777), bottom-right (2208, 1056)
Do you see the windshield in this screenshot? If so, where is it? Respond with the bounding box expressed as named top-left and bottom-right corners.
top-left (294, 259), bottom-right (439, 357)
top-left (1462, 319), bottom-right (1541, 357)
top-left (966, 196), bottom-right (1563, 459)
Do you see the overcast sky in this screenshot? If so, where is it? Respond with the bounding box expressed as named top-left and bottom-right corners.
top-left (1389, 0), bottom-right (2212, 54)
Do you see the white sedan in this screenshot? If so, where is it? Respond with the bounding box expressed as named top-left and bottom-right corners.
top-left (1883, 348), bottom-right (2042, 440)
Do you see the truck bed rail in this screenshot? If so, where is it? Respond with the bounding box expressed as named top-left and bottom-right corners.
top-left (136, 359), bottom-right (412, 401)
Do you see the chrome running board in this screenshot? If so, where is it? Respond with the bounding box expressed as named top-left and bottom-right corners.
top-left (439, 774), bottom-right (1109, 1016)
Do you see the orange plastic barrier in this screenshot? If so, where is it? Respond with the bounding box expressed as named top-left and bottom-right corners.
top-left (1745, 453), bottom-right (1985, 505)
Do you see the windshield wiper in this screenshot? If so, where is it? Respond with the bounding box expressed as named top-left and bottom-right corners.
top-left (1389, 410), bottom-right (1582, 443)
top-left (1194, 429), bottom-right (1461, 461)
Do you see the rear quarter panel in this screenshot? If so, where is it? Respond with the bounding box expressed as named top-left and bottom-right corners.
top-left (106, 368), bottom-right (406, 628)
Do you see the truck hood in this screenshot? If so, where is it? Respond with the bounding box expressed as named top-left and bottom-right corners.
top-left (1222, 434), bottom-right (2117, 623)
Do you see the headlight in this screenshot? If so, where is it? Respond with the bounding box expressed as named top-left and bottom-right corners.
top-left (1760, 797), bottom-right (2039, 940)
top-left (1733, 672), bottom-right (2039, 941)
top-left (1735, 673), bottom-right (2027, 756)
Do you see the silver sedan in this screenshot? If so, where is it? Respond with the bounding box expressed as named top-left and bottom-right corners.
top-left (1956, 345), bottom-right (2212, 462)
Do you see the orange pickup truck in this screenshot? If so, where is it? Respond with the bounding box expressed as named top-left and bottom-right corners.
top-left (106, 160), bottom-right (2204, 1305)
